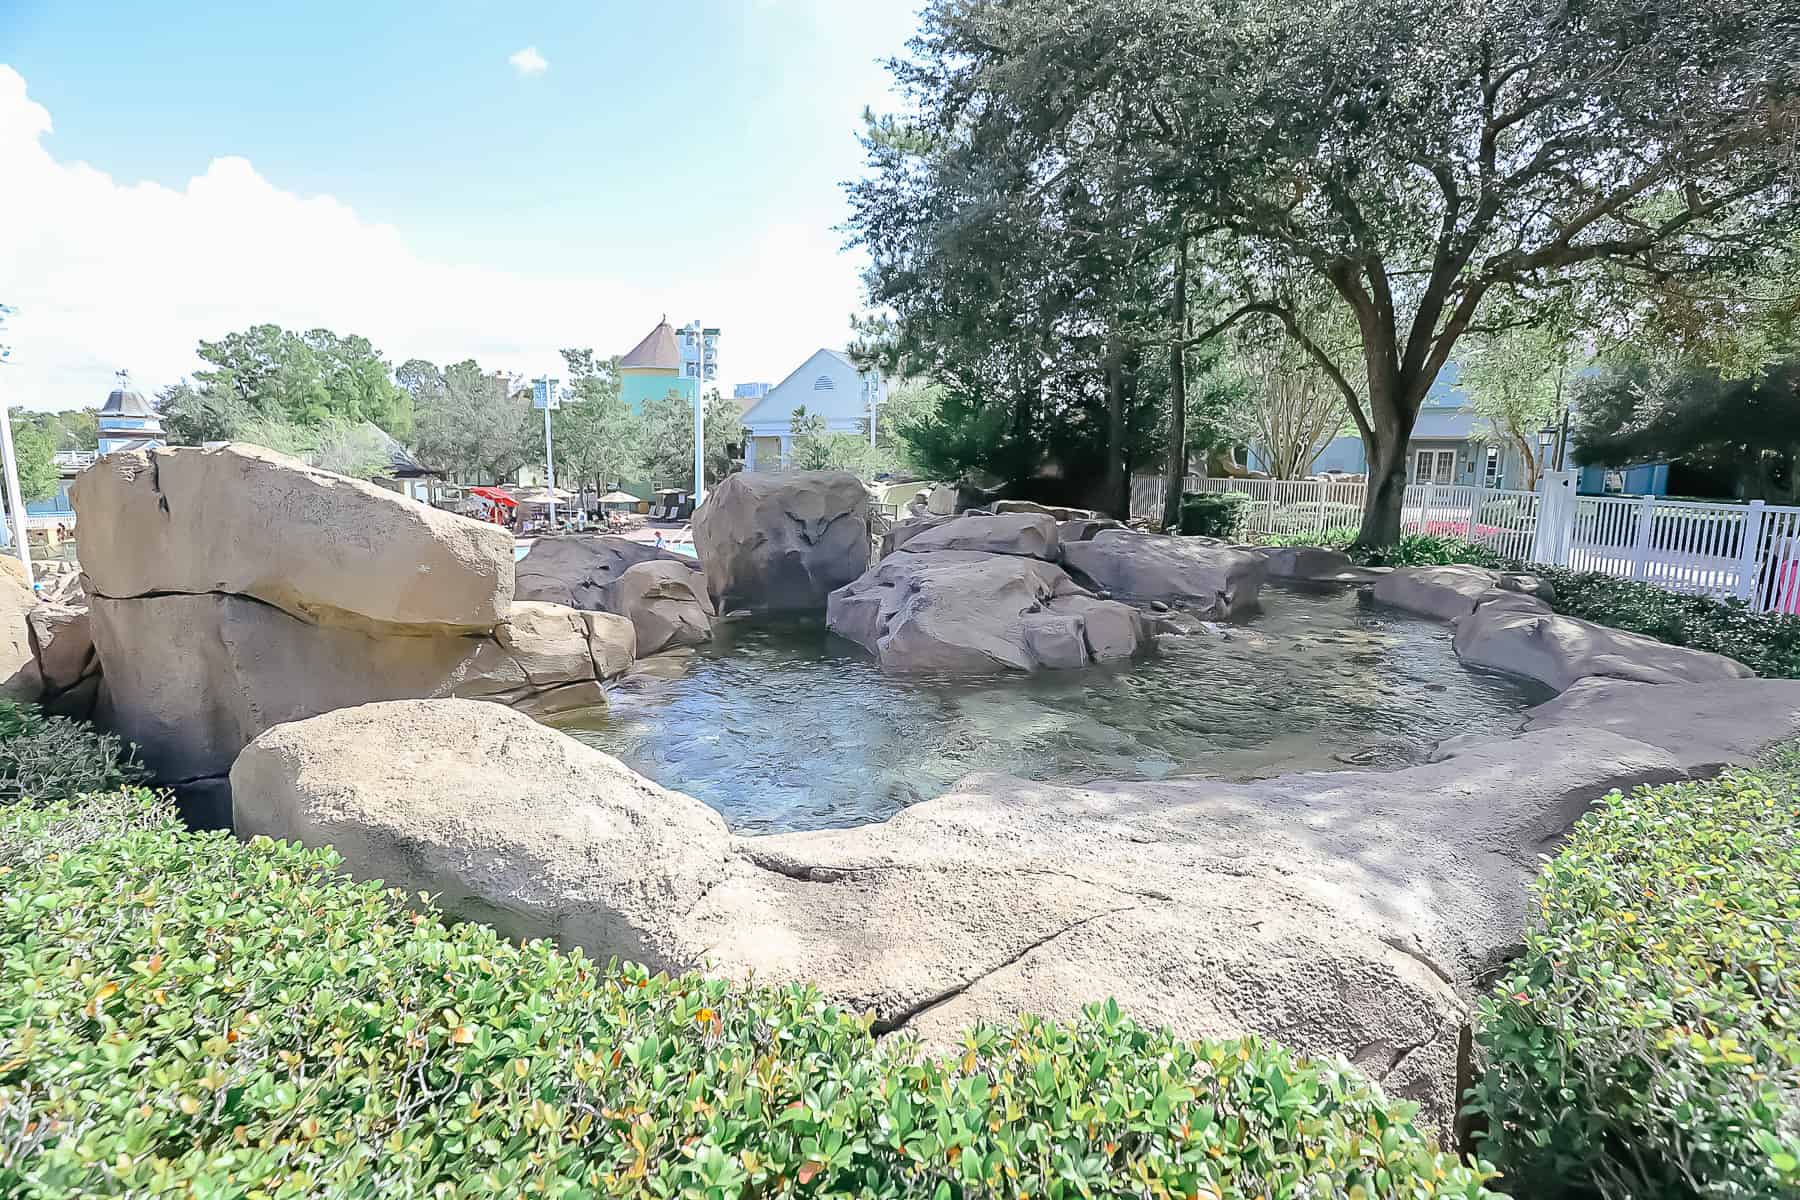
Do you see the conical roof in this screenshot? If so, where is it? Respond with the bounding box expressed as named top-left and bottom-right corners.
top-left (620, 316), bottom-right (682, 370)
top-left (100, 386), bottom-right (158, 419)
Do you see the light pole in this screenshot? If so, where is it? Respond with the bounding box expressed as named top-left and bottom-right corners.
top-left (533, 376), bottom-right (560, 529)
top-left (689, 327), bottom-right (712, 507)
top-left (0, 305), bottom-right (33, 584)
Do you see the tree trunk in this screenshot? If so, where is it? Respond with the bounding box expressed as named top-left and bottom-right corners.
top-left (1351, 388), bottom-right (1422, 550)
top-left (1103, 338), bottom-right (1128, 519)
top-left (1162, 232), bottom-right (1189, 531)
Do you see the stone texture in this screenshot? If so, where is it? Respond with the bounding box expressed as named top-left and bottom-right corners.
top-left (880, 515), bottom-right (954, 559)
top-left (691, 471), bottom-right (870, 613)
top-left (514, 535), bottom-right (697, 612)
top-left (231, 700), bottom-right (731, 972)
top-left (1453, 599), bottom-right (1755, 691)
top-left (1523, 676), bottom-right (1800, 770)
top-left (0, 562), bottom-right (39, 700)
top-left (925, 484), bottom-right (957, 516)
top-left (826, 550), bottom-right (1150, 674)
top-left (991, 499), bottom-right (1099, 522)
top-left (611, 560), bottom-right (716, 654)
top-left (1250, 545), bottom-right (1384, 584)
top-left (1057, 517), bottom-right (1125, 543)
top-left (89, 593), bottom-right (630, 783)
top-left (897, 512), bottom-right (1060, 561)
top-left (1060, 529), bottom-right (1266, 616)
top-left (1372, 565), bottom-right (1504, 622)
top-left (26, 604), bottom-right (99, 718)
top-left (72, 444), bottom-right (514, 631)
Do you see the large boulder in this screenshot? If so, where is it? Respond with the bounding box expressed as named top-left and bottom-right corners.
top-left (26, 604), bottom-right (99, 718)
top-left (1523, 676), bottom-right (1800, 770)
top-left (1252, 545), bottom-right (1384, 584)
top-left (1453, 598), bottom-right (1755, 691)
top-left (611, 560), bottom-right (716, 654)
top-left (827, 550), bottom-right (1150, 673)
top-left (1061, 529), bottom-right (1266, 616)
top-left (691, 471), bottom-right (870, 612)
top-left (0, 561), bottom-right (38, 700)
top-left (514, 535), bottom-right (696, 612)
top-left (72, 444), bottom-right (514, 631)
top-left (89, 593), bottom-right (631, 783)
top-left (879, 514), bottom-right (954, 558)
top-left (991, 498), bottom-right (1100, 522)
top-left (1372, 565), bottom-right (1504, 621)
top-left (897, 511), bottom-right (1060, 561)
top-left (231, 701), bottom-right (731, 972)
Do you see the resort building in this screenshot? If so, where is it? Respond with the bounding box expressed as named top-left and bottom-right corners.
top-left (618, 317), bottom-right (689, 412)
top-left (96, 373), bottom-right (165, 456)
top-left (741, 348), bottom-right (885, 472)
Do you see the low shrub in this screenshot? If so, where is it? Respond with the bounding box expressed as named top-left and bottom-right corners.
top-left (0, 789), bottom-right (1496, 1199)
top-left (1257, 530), bottom-right (1513, 570)
top-left (1469, 762), bottom-right (1800, 1199)
top-left (0, 699), bottom-right (147, 805)
top-left (1179, 490), bottom-right (1250, 538)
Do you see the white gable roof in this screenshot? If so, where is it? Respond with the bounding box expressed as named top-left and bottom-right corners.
top-left (744, 348), bottom-right (871, 430)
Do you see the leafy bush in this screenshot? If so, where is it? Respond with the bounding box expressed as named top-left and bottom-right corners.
top-left (1469, 764), bottom-right (1800, 1198)
top-left (1179, 490), bottom-right (1251, 538)
top-left (1267, 500), bottom-right (1363, 534)
top-left (1531, 567), bottom-right (1800, 679)
top-left (1257, 530), bottom-right (1513, 570)
top-left (0, 790), bottom-right (1496, 1199)
top-left (0, 699), bottom-right (147, 805)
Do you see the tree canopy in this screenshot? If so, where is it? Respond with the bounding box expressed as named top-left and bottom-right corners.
top-left (852, 0), bottom-right (1800, 541)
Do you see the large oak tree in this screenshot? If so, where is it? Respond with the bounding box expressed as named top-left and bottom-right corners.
top-left (872, 0), bottom-right (1800, 544)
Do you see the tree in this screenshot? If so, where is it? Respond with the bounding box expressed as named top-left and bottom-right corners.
top-left (1572, 356), bottom-right (1800, 502)
top-left (7, 411), bottom-right (56, 503)
top-left (789, 405), bottom-right (874, 474)
top-left (638, 389), bottom-right (744, 491)
top-left (1231, 326), bottom-right (1345, 481)
top-left (402, 359), bottom-right (532, 482)
top-left (1458, 326), bottom-right (1576, 491)
top-left (886, 0), bottom-right (1800, 544)
top-left (553, 349), bottom-right (639, 497)
top-left (191, 324), bottom-right (411, 436)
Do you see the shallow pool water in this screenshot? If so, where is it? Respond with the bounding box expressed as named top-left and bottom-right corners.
top-left (554, 585), bottom-right (1549, 834)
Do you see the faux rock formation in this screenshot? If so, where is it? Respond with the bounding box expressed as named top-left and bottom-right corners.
top-left (1251, 545), bottom-right (1384, 584)
top-left (73, 443), bottom-right (514, 631)
top-left (88, 592), bottom-right (633, 783)
top-left (1524, 676), bottom-right (1800, 771)
top-left (897, 512), bottom-right (1060, 561)
top-left (1372, 565), bottom-right (1503, 622)
top-left (880, 515), bottom-right (954, 558)
top-left (235, 699), bottom-right (1729, 1133)
top-left (231, 700), bottom-right (729, 972)
top-left (691, 471), bottom-right (870, 612)
top-left (611, 560), bottom-right (716, 654)
top-left (1453, 595), bottom-right (1753, 691)
top-left (70, 443), bottom-right (635, 790)
top-left (1057, 517), bottom-right (1124, 543)
top-left (514, 535), bottom-right (696, 612)
top-left (26, 604), bottom-right (99, 718)
top-left (990, 499), bottom-right (1101, 522)
top-left (827, 550), bottom-right (1150, 673)
top-left (1061, 529), bottom-right (1266, 616)
top-left (0, 561), bottom-right (39, 700)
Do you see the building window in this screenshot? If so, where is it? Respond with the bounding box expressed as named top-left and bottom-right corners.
top-left (1413, 448), bottom-right (1455, 484)
top-left (814, 375), bottom-right (834, 391)
top-left (1484, 446), bottom-right (1501, 487)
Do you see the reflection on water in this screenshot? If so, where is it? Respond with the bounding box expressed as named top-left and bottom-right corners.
top-left (554, 585), bottom-right (1549, 834)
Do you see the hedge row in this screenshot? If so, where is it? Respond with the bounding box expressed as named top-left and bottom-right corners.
top-left (0, 788), bottom-right (1494, 1199)
top-left (0, 699), bottom-right (147, 806)
top-left (1254, 531), bottom-right (1800, 677)
top-left (1470, 759), bottom-right (1800, 1198)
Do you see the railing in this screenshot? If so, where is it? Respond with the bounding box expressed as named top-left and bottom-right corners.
top-left (869, 502), bottom-right (899, 564)
top-left (1193, 473), bottom-right (1800, 614)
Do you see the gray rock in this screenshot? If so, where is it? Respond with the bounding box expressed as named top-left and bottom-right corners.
top-left (1058, 517), bottom-right (1125, 543)
top-left (610, 560), bottom-right (715, 654)
top-left (514, 534), bottom-right (698, 612)
top-left (1252, 545), bottom-right (1385, 584)
top-left (1453, 599), bottom-right (1755, 691)
top-left (897, 512), bottom-right (1060, 561)
top-left (992, 499), bottom-right (1100, 522)
top-left (1371, 565), bottom-right (1504, 622)
top-left (1496, 572), bottom-right (1555, 603)
top-left (1060, 529), bottom-right (1265, 616)
top-left (925, 483), bottom-right (958, 516)
top-left (825, 550), bottom-right (1150, 674)
top-left (1524, 676), bottom-right (1800, 770)
top-left (231, 700), bottom-right (730, 972)
top-left (691, 471), bottom-right (871, 613)
top-left (26, 603), bottom-right (99, 718)
top-left (879, 514), bottom-right (954, 559)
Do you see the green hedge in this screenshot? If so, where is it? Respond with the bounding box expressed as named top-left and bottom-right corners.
top-left (0, 699), bottom-right (147, 806)
top-left (1179, 491), bottom-right (1250, 538)
top-left (0, 790), bottom-right (1495, 1199)
top-left (1258, 531), bottom-right (1514, 570)
top-left (1469, 763), bottom-right (1800, 1198)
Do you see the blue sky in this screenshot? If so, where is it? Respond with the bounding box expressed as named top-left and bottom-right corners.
top-left (0, 0), bottom-right (924, 408)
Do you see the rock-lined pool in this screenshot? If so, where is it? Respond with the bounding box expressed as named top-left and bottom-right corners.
top-left (553, 585), bottom-right (1550, 834)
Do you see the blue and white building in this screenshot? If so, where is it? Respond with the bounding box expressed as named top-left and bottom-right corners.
top-left (96, 374), bottom-right (165, 456)
top-left (741, 349), bottom-right (884, 472)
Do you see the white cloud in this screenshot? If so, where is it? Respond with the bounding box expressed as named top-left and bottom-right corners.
top-left (0, 66), bottom-right (865, 412)
top-left (507, 46), bottom-right (548, 76)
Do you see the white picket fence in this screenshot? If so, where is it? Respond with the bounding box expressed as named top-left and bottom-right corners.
top-left (1194, 472), bottom-right (1800, 614)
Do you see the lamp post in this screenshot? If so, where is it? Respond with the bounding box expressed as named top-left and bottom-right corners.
top-left (532, 376), bottom-right (560, 529)
top-left (689, 327), bottom-right (712, 508)
top-left (0, 305), bottom-right (32, 584)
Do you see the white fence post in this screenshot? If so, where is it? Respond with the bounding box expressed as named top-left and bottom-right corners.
top-left (1530, 469), bottom-right (1578, 566)
top-left (1421, 482), bottom-right (1436, 531)
top-left (1736, 499), bottom-right (1766, 601)
top-left (1628, 493), bottom-right (1657, 580)
top-left (1470, 482), bottom-right (1488, 541)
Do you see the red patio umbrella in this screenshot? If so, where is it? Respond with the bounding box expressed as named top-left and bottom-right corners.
top-left (467, 486), bottom-right (517, 508)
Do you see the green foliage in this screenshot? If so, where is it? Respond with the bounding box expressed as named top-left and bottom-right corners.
top-left (0, 789), bottom-right (1492, 1199)
top-left (6, 411), bottom-right (58, 504)
top-left (1470, 765), bottom-right (1800, 1198)
top-left (1529, 567), bottom-right (1800, 680)
top-left (788, 405), bottom-right (875, 475)
top-left (1257, 530), bottom-right (1513, 570)
top-left (639, 388), bottom-right (744, 490)
top-left (553, 350), bottom-right (639, 493)
top-left (401, 359), bottom-right (534, 483)
top-left (1179, 492), bottom-right (1250, 538)
top-left (0, 700), bottom-right (147, 805)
